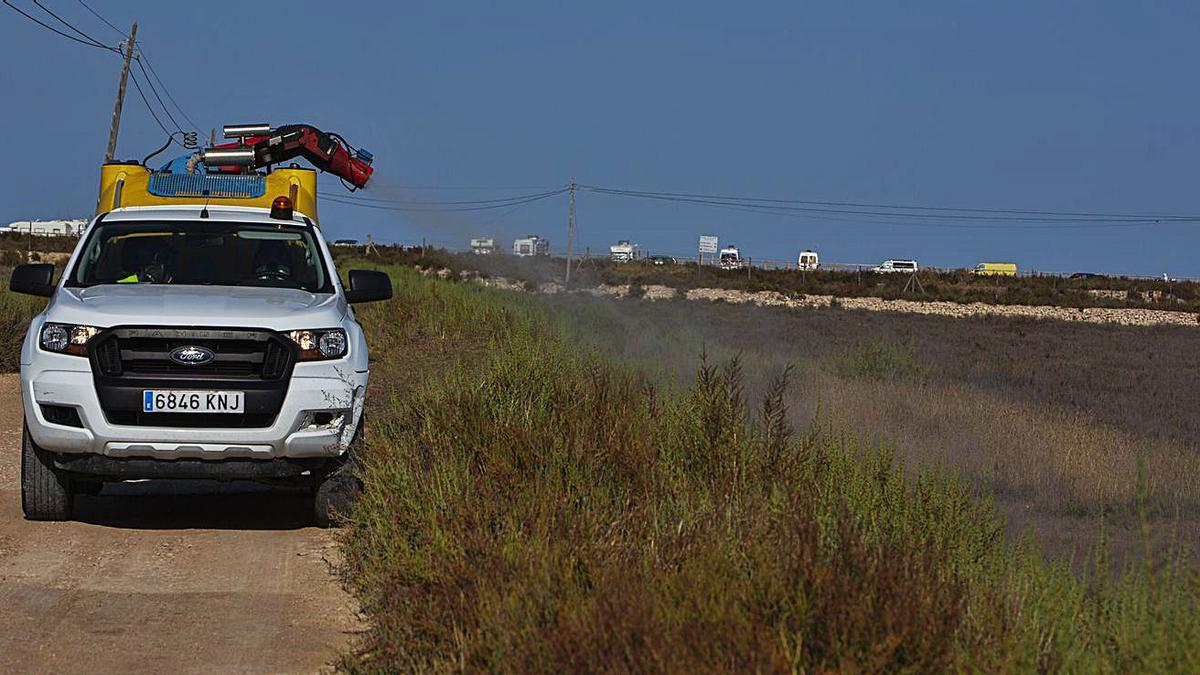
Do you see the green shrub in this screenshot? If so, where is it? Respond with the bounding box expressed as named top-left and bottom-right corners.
top-left (340, 269), bottom-right (1200, 672)
top-left (0, 287), bottom-right (46, 372)
top-left (835, 338), bottom-right (927, 382)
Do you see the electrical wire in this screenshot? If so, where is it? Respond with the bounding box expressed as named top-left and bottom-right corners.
top-left (579, 185), bottom-right (1200, 221)
top-left (3, 0), bottom-right (118, 51)
top-left (322, 189), bottom-right (566, 213)
top-left (128, 69), bottom-right (179, 143)
top-left (133, 55), bottom-right (185, 134)
top-left (581, 186), bottom-right (1179, 224)
top-left (30, 0), bottom-right (110, 47)
top-left (317, 187), bottom-right (568, 206)
top-left (135, 48), bottom-right (201, 132)
top-left (54, 0), bottom-right (202, 138)
top-left (626, 196), bottom-right (1186, 231)
top-left (580, 185), bottom-right (1200, 226)
top-left (142, 130), bottom-right (197, 166)
top-left (592, 190), bottom-right (1192, 230)
top-left (75, 0), bottom-right (124, 37)
top-left (479, 191), bottom-right (554, 227)
top-left (9, 1), bottom-right (199, 157)
top-left (362, 183), bottom-right (566, 191)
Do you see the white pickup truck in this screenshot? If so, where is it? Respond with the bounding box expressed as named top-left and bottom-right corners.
top-left (11, 199), bottom-right (392, 525)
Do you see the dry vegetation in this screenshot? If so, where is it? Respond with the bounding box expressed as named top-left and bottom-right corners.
top-left (4, 257), bottom-right (1197, 669)
top-left (544, 295), bottom-right (1200, 552)
top-left (0, 282), bottom-right (46, 371)
top-left (342, 245), bottom-right (1200, 314)
top-left (340, 266), bottom-right (1200, 672)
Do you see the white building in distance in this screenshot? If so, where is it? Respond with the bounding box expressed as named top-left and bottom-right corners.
top-left (4, 219), bottom-right (89, 237)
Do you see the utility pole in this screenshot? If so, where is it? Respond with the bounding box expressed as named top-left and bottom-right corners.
top-left (564, 177), bottom-right (576, 285)
top-left (104, 22), bottom-right (138, 163)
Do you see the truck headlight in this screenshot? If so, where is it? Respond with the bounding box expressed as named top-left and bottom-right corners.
top-left (40, 323), bottom-right (100, 356)
top-left (286, 328), bottom-right (348, 361)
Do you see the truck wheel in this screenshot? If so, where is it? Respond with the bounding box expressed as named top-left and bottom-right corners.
top-left (314, 461), bottom-right (360, 528)
top-left (75, 480), bottom-right (104, 496)
top-left (313, 423), bottom-right (364, 528)
top-left (21, 424), bottom-right (74, 521)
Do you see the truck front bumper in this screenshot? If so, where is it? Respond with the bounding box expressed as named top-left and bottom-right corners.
top-left (22, 358), bottom-right (367, 461)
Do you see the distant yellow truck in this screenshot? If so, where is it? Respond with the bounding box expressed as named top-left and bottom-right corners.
top-left (972, 262), bottom-right (1018, 277)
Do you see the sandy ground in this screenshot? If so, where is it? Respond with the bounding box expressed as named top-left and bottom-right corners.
top-left (0, 374), bottom-right (363, 673)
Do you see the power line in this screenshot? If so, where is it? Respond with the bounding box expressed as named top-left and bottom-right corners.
top-left (580, 185), bottom-right (1200, 226)
top-left (579, 184), bottom-right (1200, 221)
top-left (358, 183), bottom-right (565, 191)
top-left (128, 69), bottom-right (178, 142)
top-left (133, 55), bottom-right (184, 134)
top-left (135, 48), bottom-right (201, 132)
top-left (30, 0), bottom-right (110, 47)
top-left (322, 189), bottom-right (566, 213)
top-left (589, 189), bottom-right (1194, 230)
top-left (317, 187), bottom-right (567, 206)
top-left (638, 197), bottom-right (1185, 231)
top-left (75, 0), bottom-right (124, 37)
top-left (581, 185), bottom-right (1190, 224)
top-left (478, 191), bottom-right (554, 227)
top-left (38, 0), bottom-right (202, 137)
top-left (3, 0), bottom-right (117, 51)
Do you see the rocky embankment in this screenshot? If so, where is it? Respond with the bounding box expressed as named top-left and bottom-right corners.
top-left (420, 268), bottom-right (1199, 328)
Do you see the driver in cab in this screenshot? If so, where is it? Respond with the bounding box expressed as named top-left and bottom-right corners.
top-left (117, 236), bottom-right (176, 284)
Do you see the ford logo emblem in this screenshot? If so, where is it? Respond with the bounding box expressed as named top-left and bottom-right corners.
top-left (169, 346), bottom-right (215, 366)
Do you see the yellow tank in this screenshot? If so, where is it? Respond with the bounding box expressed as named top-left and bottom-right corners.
top-left (95, 163), bottom-right (319, 222)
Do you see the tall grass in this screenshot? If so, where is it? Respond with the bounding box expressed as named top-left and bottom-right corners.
top-left (0, 281), bottom-right (46, 371)
top-left (835, 338), bottom-right (927, 382)
top-left (341, 267), bottom-right (1200, 672)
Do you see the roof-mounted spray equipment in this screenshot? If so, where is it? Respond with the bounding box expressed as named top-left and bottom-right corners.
top-left (97, 122), bottom-right (374, 219)
top-left (198, 123), bottom-right (375, 189)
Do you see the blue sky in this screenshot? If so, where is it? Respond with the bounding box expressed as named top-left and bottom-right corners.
top-left (2, 1), bottom-right (1199, 275)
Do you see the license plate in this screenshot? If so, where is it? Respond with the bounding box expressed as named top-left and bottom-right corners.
top-left (143, 390), bottom-right (245, 413)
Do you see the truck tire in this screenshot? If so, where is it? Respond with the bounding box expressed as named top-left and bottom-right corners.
top-left (313, 422), bottom-right (364, 528)
top-left (21, 423), bottom-right (74, 521)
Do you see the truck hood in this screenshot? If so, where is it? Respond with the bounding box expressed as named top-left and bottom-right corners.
top-left (48, 285), bottom-right (345, 331)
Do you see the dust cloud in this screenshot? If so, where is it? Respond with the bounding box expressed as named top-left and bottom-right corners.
top-left (346, 175), bottom-right (560, 249)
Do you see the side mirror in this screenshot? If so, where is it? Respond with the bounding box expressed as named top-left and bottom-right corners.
top-left (344, 269), bottom-right (393, 304)
top-left (10, 263), bottom-right (55, 297)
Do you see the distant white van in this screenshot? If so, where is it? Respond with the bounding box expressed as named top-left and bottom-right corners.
top-left (512, 235), bottom-right (549, 257)
top-left (719, 245), bottom-right (745, 270)
top-left (872, 259), bottom-right (918, 273)
top-left (797, 249), bottom-right (819, 271)
top-left (470, 238), bottom-right (498, 255)
top-left (609, 240), bottom-right (642, 262)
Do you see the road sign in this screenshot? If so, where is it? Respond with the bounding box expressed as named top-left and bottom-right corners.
top-left (698, 235), bottom-right (718, 254)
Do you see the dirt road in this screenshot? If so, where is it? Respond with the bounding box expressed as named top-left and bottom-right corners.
top-left (0, 374), bottom-right (361, 673)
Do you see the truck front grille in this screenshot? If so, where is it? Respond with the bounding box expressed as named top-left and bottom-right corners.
top-left (88, 327), bottom-right (296, 429)
top-left (91, 328), bottom-right (293, 381)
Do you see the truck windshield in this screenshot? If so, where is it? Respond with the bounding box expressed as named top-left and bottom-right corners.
top-left (67, 222), bottom-right (333, 292)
